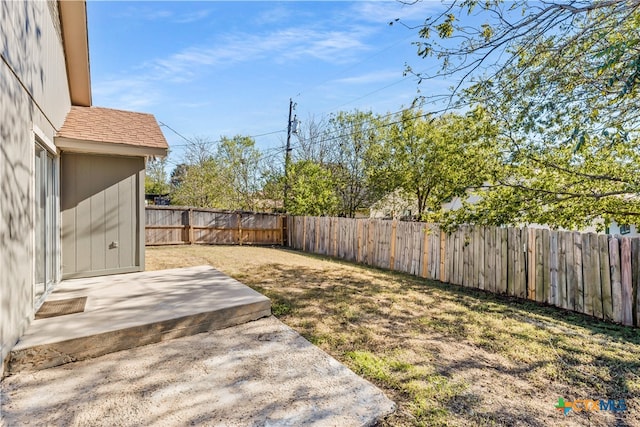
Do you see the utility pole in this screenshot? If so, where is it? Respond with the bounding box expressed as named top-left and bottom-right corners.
top-left (283, 98), bottom-right (295, 213)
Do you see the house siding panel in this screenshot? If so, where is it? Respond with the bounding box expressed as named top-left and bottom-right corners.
top-left (61, 153), bottom-right (144, 279)
top-left (1, 1), bottom-right (70, 371)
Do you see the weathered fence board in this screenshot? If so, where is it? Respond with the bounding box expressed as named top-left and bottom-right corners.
top-left (146, 206), bottom-right (284, 246)
top-left (286, 216), bottom-right (640, 327)
top-left (573, 232), bottom-right (584, 312)
top-left (599, 234), bottom-right (613, 321)
top-left (633, 238), bottom-right (640, 327)
top-left (610, 237), bottom-right (623, 324)
top-left (621, 237), bottom-right (633, 326)
top-left (557, 231), bottom-right (567, 308)
top-left (499, 228), bottom-right (508, 294)
top-left (582, 233), bottom-right (595, 316)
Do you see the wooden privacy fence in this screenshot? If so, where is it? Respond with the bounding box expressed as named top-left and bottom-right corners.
top-left (146, 206), bottom-right (285, 246)
top-left (287, 216), bottom-right (640, 327)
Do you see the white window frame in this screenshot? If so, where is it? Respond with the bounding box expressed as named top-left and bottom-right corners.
top-left (33, 125), bottom-right (60, 308)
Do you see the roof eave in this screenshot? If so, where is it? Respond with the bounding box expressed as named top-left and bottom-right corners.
top-left (55, 137), bottom-right (168, 157)
top-left (59, 0), bottom-right (92, 107)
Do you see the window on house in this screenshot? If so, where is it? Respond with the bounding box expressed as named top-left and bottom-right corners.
top-left (619, 224), bottom-right (631, 235)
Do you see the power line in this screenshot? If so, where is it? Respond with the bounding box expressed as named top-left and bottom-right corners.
top-left (159, 121), bottom-right (286, 148)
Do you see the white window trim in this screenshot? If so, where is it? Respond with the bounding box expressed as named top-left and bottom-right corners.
top-left (33, 125), bottom-right (57, 154)
top-left (32, 125), bottom-right (61, 309)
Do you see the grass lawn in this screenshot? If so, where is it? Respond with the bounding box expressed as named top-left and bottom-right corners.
top-left (146, 245), bottom-right (640, 427)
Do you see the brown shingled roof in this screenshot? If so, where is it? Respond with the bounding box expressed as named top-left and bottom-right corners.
top-left (57, 106), bottom-right (169, 151)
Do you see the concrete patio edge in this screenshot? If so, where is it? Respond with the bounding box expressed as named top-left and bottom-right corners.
top-left (6, 266), bottom-right (271, 374)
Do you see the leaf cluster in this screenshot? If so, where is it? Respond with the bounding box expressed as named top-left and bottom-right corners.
top-left (404, 0), bottom-right (640, 229)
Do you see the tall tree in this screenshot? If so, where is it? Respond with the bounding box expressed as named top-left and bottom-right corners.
top-left (217, 135), bottom-right (263, 211)
top-left (402, 0), bottom-right (640, 229)
top-left (170, 158), bottom-right (230, 208)
top-left (294, 114), bottom-right (333, 165)
top-left (169, 137), bottom-right (231, 208)
top-left (286, 160), bottom-right (339, 216)
top-left (372, 108), bottom-right (498, 220)
top-left (326, 110), bottom-right (381, 217)
top-left (145, 156), bottom-right (169, 195)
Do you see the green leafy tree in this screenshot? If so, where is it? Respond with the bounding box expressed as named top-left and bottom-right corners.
top-left (372, 108), bottom-right (499, 220)
top-left (326, 110), bottom-right (382, 217)
top-left (169, 137), bottom-right (232, 208)
top-left (217, 135), bottom-right (263, 211)
top-left (170, 158), bottom-right (230, 208)
top-left (402, 0), bottom-right (640, 228)
top-left (287, 160), bottom-right (339, 216)
top-left (145, 156), bottom-right (169, 195)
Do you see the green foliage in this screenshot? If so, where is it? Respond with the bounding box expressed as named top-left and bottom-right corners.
top-left (326, 110), bottom-right (383, 217)
top-left (287, 160), bottom-right (339, 216)
top-left (371, 108), bottom-right (499, 220)
top-left (217, 135), bottom-right (263, 211)
top-left (169, 135), bottom-right (263, 210)
top-left (405, 0), bottom-right (640, 228)
top-left (286, 110), bottom-right (385, 217)
top-left (170, 158), bottom-right (231, 208)
top-left (145, 156), bottom-right (170, 195)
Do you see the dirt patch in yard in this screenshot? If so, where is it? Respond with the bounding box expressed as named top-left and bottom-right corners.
top-left (147, 245), bottom-right (640, 427)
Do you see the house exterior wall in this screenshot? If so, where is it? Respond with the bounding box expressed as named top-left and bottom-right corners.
top-left (370, 189), bottom-right (418, 220)
top-left (1, 1), bottom-right (71, 371)
top-left (609, 221), bottom-right (639, 237)
top-left (61, 154), bottom-right (145, 279)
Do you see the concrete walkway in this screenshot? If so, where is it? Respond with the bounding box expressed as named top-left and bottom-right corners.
top-left (8, 266), bottom-right (271, 373)
top-left (1, 316), bottom-right (395, 426)
top-left (2, 266), bottom-right (395, 425)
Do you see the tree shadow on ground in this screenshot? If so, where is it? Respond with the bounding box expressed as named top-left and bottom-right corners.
top-left (242, 255), bottom-right (640, 427)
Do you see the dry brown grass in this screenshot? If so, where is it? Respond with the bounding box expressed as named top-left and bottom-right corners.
top-left (147, 245), bottom-right (640, 427)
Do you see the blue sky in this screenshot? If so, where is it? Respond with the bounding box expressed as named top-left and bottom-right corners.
top-left (87, 1), bottom-right (450, 169)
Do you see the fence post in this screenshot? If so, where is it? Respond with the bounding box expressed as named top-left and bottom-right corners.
top-left (632, 238), bottom-right (640, 327)
top-left (610, 237), bottom-right (622, 323)
top-left (333, 218), bottom-right (338, 257)
top-left (439, 229), bottom-right (446, 282)
top-left (389, 220), bottom-right (397, 270)
top-left (315, 217), bottom-right (320, 254)
top-left (302, 216), bottom-right (307, 252)
top-left (188, 208), bottom-right (194, 244)
top-left (621, 237), bottom-right (633, 325)
top-left (357, 220), bottom-right (363, 264)
top-left (421, 226), bottom-right (429, 278)
top-left (367, 219), bottom-right (378, 265)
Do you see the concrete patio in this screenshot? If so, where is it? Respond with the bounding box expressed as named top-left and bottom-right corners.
top-left (7, 266), bottom-right (271, 373)
top-left (2, 266), bottom-right (395, 426)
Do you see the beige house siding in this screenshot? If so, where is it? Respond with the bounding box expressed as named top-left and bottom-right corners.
top-left (61, 154), bottom-right (145, 279)
top-left (1, 1), bottom-right (71, 370)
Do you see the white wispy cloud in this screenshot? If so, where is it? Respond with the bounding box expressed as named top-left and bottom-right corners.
top-left (350, 1), bottom-right (442, 25)
top-left (174, 9), bottom-right (212, 24)
top-left (332, 70), bottom-right (402, 85)
top-left (112, 6), bottom-right (212, 24)
top-left (92, 76), bottom-right (160, 111)
top-left (253, 6), bottom-right (293, 26)
top-left (149, 25), bottom-right (374, 81)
